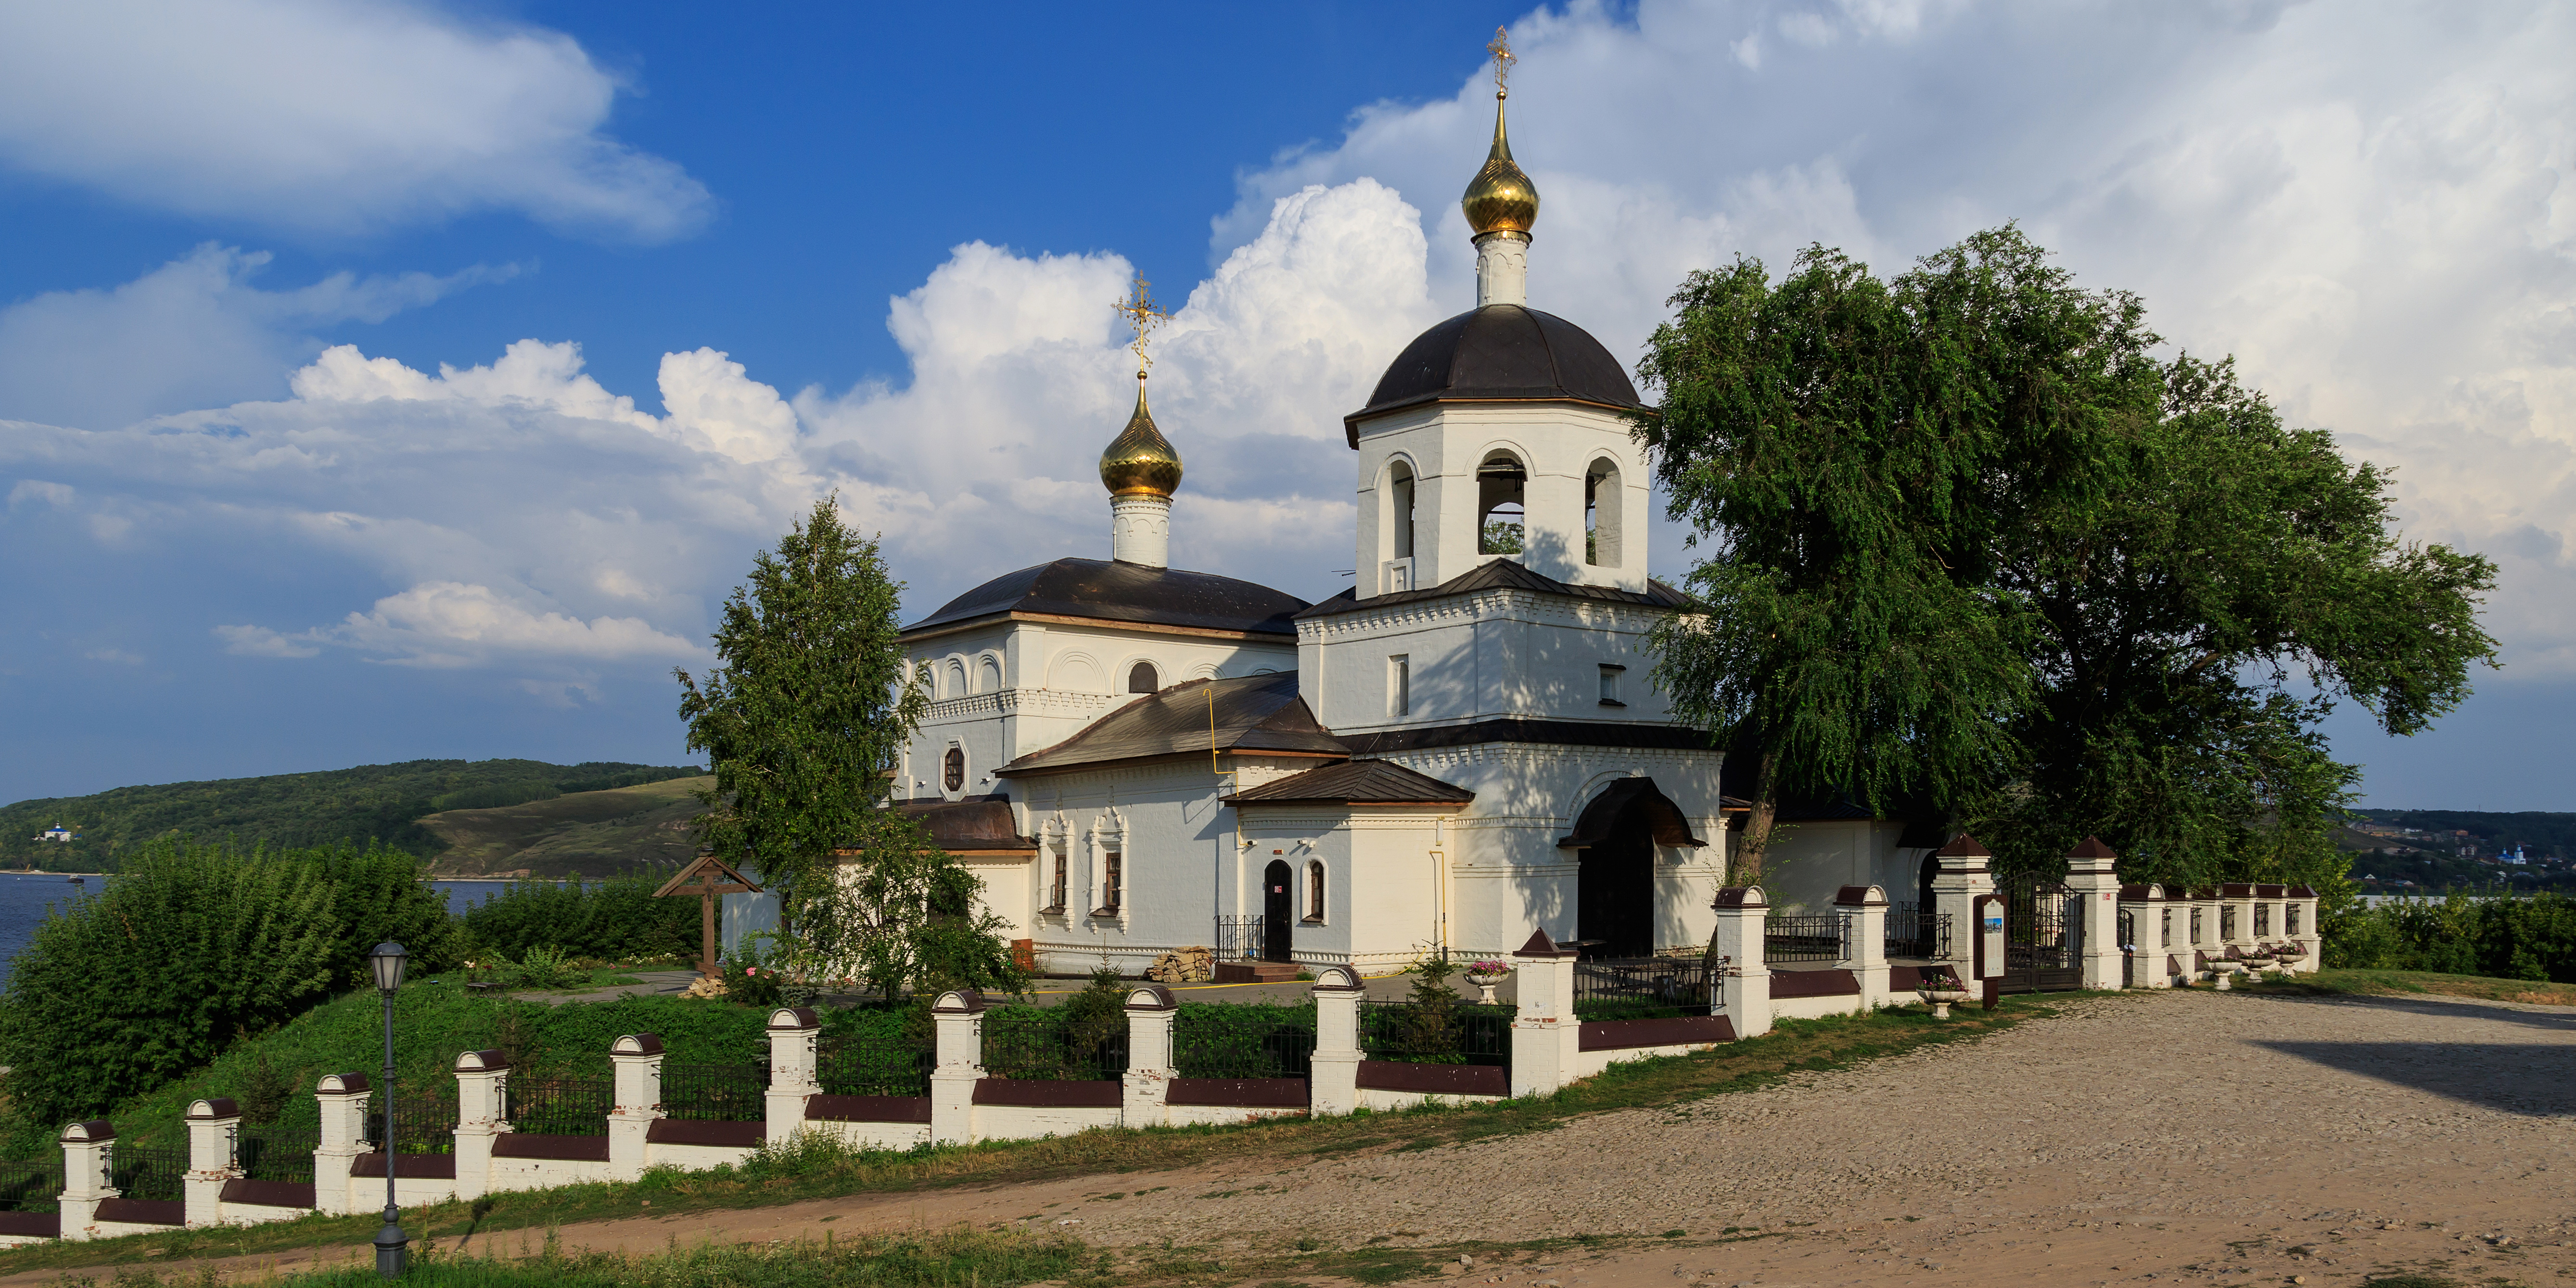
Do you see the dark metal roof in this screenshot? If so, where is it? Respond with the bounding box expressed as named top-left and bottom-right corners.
top-left (890, 799), bottom-right (1036, 852)
top-left (997, 672), bottom-right (1346, 775)
top-left (906, 558), bottom-right (1309, 638)
top-left (1295, 558), bottom-right (1694, 622)
top-left (1224, 759), bottom-right (1473, 806)
top-left (1338, 717), bottom-right (1719, 757)
top-left (1345, 304), bottom-right (1647, 444)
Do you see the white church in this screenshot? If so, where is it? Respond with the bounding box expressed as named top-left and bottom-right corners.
top-left (884, 87), bottom-right (1934, 975)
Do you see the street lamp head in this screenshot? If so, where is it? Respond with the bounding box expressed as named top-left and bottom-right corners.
top-left (369, 942), bottom-right (408, 994)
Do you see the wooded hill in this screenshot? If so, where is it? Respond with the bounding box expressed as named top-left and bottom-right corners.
top-left (0, 759), bottom-right (702, 870)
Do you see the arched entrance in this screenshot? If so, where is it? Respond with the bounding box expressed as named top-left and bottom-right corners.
top-left (1560, 779), bottom-right (1708, 960)
top-left (1262, 859), bottom-right (1293, 962)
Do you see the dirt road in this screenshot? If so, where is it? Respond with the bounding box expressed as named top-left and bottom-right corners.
top-left (25, 988), bottom-right (2573, 1287)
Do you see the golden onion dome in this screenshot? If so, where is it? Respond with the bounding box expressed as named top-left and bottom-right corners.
top-left (1461, 92), bottom-right (1538, 238)
top-left (1098, 378), bottom-right (1183, 497)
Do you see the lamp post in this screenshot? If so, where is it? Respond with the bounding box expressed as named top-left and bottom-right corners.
top-left (369, 942), bottom-right (409, 1278)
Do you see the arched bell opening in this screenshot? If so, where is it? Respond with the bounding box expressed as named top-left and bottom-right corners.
top-left (1477, 451), bottom-right (1527, 555)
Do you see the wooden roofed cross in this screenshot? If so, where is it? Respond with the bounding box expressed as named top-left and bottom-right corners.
top-left (654, 853), bottom-right (763, 976)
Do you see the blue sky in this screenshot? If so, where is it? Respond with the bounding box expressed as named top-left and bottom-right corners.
top-left (1, 0), bottom-right (2571, 811)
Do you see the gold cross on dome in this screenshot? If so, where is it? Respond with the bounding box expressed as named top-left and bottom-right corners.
top-left (1488, 26), bottom-right (1515, 96)
top-left (1113, 273), bottom-right (1169, 377)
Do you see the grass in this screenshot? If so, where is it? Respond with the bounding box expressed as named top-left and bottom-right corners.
top-left (0, 995), bottom-right (2050, 1277)
top-left (2236, 968), bottom-right (2576, 1007)
top-left (420, 778), bottom-right (711, 879)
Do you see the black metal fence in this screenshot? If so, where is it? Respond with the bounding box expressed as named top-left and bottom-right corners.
top-left (383, 1091), bottom-right (459, 1154)
top-left (0, 1159), bottom-right (60, 1212)
top-left (981, 1008), bottom-right (1129, 1081)
top-left (1213, 915), bottom-right (1264, 962)
top-left (1572, 957), bottom-right (1716, 1020)
top-left (1763, 914), bottom-right (1845, 963)
top-left (821, 1035), bottom-right (934, 1097)
top-left (1885, 910), bottom-right (1951, 959)
top-left (111, 1143), bottom-right (187, 1202)
top-left (661, 1062), bottom-right (767, 1121)
top-left (238, 1126), bottom-right (318, 1185)
top-left (508, 1076), bottom-right (611, 1135)
top-left (1173, 1005), bottom-right (1315, 1079)
top-left (1358, 999), bottom-right (1513, 1067)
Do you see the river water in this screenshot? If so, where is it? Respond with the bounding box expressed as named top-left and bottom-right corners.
top-left (0, 876), bottom-right (560, 987)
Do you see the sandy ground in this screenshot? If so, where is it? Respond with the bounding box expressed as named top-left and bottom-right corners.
top-left (24, 988), bottom-right (2574, 1287)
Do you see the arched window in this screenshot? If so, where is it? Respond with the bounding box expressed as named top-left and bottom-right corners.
top-left (1128, 662), bottom-right (1159, 694)
top-left (1585, 458), bottom-right (1623, 567)
top-left (977, 655), bottom-right (1002, 693)
top-left (943, 747), bottom-right (965, 793)
top-left (1387, 460), bottom-right (1416, 559)
top-left (1303, 861), bottom-right (1326, 924)
top-left (945, 660), bottom-right (967, 700)
top-left (1477, 451), bottom-right (1526, 555)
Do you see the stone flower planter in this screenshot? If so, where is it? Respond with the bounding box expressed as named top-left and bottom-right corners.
top-left (1916, 985), bottom-right (1971, 1020)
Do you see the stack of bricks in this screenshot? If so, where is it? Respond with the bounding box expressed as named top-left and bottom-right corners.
top-left (1145, 946), bottom-right (1214, 983)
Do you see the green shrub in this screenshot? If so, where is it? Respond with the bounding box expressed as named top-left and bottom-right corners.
top-left (2323, 891), bottom-right (2576, 981)
top-left (462, 875), bottom-right (696, 963)
top-left (0, 838), bottom-right (457, 1126)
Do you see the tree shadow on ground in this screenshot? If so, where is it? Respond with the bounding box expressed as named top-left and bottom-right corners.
top-left (2247, 989), bottom-right (2576, 1034)
top-left (2255, 1039), bottom-right (2576, 1116)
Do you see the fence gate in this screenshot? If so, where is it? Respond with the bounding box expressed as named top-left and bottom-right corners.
top-left (2003, 879), bottom-right (2084, 993)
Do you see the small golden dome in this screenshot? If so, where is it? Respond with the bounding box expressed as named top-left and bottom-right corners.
top-left (1098, 378), bottom-right (1183, 497)
top-left (1461, 92), bottom-right (1538, 238)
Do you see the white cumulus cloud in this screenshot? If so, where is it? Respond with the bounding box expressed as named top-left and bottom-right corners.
top-left (0, 0), bottom-right (709, 241)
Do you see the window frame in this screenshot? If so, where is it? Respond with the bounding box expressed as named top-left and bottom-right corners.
top-left (942, 746), bottom-right (966, 794)
top-left (1389, 654), bottom-right (1410, 718)
top-left (1128, 661), bottom-right (1159, 694)
top-left (1302, 860), bottom-right (1326, 925)
top-left (1096, 850), bottom-right (1123, 917)
top-left (1043, 845), bottom-right (1068, 916)
top-left (1597, 663), bottom-right (1626, 708)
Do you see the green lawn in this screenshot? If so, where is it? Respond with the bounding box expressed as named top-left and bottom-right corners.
top-left (2238, 968), bottom-right (2576, 1006)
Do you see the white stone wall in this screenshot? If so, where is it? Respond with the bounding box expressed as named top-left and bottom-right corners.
top-left (1760, 820), bottom-right (1928, 916)
top-left (1296, 584), bottom-right (1678, 739)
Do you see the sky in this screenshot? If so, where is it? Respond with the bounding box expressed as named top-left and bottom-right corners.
top-left (0, 0), bottom-right (2570, 811)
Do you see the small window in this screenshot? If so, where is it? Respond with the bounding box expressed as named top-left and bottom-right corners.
top-left (1097, 851), bottom-right (1122, 915)
top-left (1390, 655), bottom-right (1410, 717)
top-left (2255, 904), bottom-right (2270, 936)
top-left (943, 747), bottom-right (965, 793)
top-left (1128, 662), bottom-right (1159, 694)
top-left (1046, 849), bottom-right (1067, 914)
top-left (1598, 663), bottom-right (1626, 707)
top-left (2286, 903), bottom-right (2303, 936)
top-left (2160, 907), bottom-right (2172, 947)
top-left (2190, 906), bottom-right (2204, 944)
top-left (1303, 861), bottom-right (1325, 924)
top-left (2220, 905), bottom-right (2237, 941)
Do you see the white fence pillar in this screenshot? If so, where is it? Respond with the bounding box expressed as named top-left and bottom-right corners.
top-left (57, 1121), bottom-right (114, 1240)
top-left (1308, 968), bottom-right (1363, 1115)
top-left (764, 1008), bottom-right (820, 1147)
top-left (1712, 888), bottom-right (1772, 1039)
top-left (2065, 837), bottom-right (2124, 990)
top-left (1930, 834), bottom-right (1996, 982)
top-left (1122, 986), bottom-right (1176, 1126)
top-left (311, 1074), bottom-right (370, 1216)
top-left (182, 1098), bottom-right (241, 1228)
top-left (451, 1051), bottom-right (509, 1201)
top-left (2287, 885), bottom-right (2322, 973)
top-left (929, 992), bottom-right (984, 1146)
top-left (609, 1034), bottom-right (663, 1180)
top-left (1834, 886), bottom-right (1888, 1009)
top-left (1507, 930), bottom-right (1578, 1097)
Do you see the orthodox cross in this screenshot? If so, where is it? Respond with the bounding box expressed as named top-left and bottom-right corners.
top-left (1114, 273), bottom-right (1169, 378)
top-left (1488, 26), bottom-right (1515, 97)
top-left (652, 853), bottom-right (762, 977)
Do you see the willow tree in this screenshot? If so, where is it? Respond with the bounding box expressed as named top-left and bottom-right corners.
top-left (1636, 227), bottom-right (2498, 905)
top-left (1634, 229), bottom-right (2146, 882)
top-left (676, 497), bottom-right (934, 960)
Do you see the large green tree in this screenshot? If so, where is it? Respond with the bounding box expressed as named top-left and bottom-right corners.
top-left (1635, 227), bottom-right (2497, 899)
top-left (679, 497), bottom-right (1018, 987)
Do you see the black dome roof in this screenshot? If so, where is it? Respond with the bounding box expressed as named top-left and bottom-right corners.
top-left (1345, 304), bottom-right (1644, 445)
top-left (905, 558), bottom-right (1308, 638)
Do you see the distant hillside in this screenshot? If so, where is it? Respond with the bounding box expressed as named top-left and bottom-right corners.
top-left (0, 759), bottom-right (702, 870)
top-left (2350, 809), bottom-right (2576, 860)
top-left (417, 775), bottom-right (711, 878)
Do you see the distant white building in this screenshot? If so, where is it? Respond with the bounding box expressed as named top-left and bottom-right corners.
top-left (36, 825), bottom-right (75, 843)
